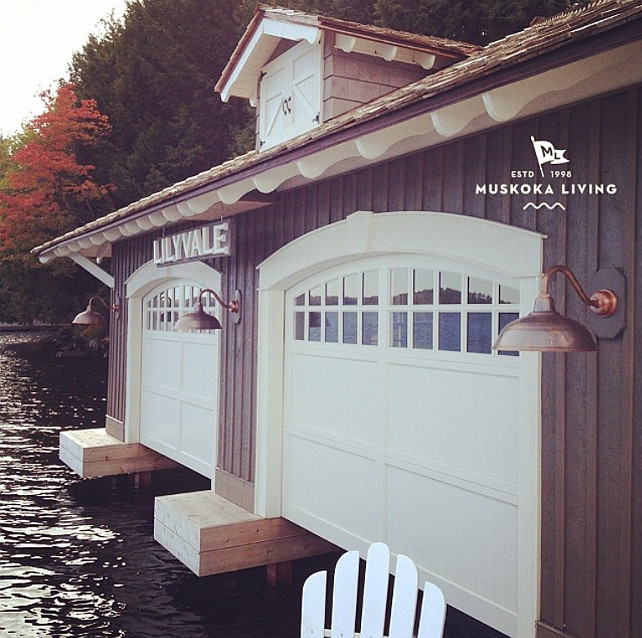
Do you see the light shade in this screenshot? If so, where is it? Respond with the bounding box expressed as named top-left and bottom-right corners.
top-left (174, 288), bottom-right (241, 332)
top-left (493, 293), bottom-right (597, 352)
top-left (493, 265), bottom-right (618, 353)
top-left (174, 302), bottom-right (223, 331)
top-left (73, 298), bottom-right (108, 325)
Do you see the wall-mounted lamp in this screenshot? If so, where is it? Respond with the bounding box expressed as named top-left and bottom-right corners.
top-left (73, 296), bottom-right (120, 325)
top-left (174, 288), bottom-right (241, 331)
top-left (493, 265), bottom-right (624, 352)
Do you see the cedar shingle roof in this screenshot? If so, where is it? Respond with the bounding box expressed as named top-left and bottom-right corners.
top-left (33, 0), bottom-right (642, 257)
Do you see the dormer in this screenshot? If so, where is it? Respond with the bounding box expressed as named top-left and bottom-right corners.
top-left (216, 5), bottom-right (479, 151)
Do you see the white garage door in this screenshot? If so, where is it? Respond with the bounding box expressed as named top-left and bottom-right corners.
top-left (140, 282), bottom-right (220, 478)
top-left (283, 255), bottom-right (523, 635)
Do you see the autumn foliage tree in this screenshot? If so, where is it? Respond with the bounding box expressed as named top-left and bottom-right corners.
top-left (0, 84), bottom-right (112, 258)
top-left (0, 84), bottom-right (113, 323)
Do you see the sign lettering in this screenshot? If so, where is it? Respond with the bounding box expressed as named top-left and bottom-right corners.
top-left (153, 222), bottom-right (231, 266)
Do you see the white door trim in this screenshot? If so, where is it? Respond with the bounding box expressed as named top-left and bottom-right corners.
top-left (256, 210), bottom-right (544, 638)
top-left (124, 261), bottom-right (221, 446)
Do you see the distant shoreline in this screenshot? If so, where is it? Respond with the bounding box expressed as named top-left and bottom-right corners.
top-left (0, 325), bottom-right (67, 333)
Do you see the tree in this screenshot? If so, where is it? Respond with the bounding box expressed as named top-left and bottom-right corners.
top-left (372, 0), bottom-right (587, 44)
top-left (0, 84), bottom-right (112, 322)
top-left (71, 0), bottom-right (250, 209)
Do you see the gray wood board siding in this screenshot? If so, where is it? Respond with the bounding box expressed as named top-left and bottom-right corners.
top-left (106, 86), bottom-right (641, 637)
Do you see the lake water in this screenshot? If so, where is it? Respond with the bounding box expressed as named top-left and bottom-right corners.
top-left (0, 330), bottom-right (502, 638)
top-left (0, 331), bottom-right (313, 638)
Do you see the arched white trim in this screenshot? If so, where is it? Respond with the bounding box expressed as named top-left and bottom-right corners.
top-left (126, 260), bottom-right (219, 298)
top-left (124, 260), bottom-right (221, 448)
top-left (255, 210), bottom-right (544, 638)
top-left (258, 210), bottom-right (544, 291)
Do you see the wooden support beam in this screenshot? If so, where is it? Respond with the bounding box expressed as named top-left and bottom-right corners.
top-left (60, 428), bottom-right (179, 478)
top-left (154, 490), bottom-right (338, 577)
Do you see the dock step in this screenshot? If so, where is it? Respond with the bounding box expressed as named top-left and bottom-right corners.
top-left (154, 490), bottom-right (337, 576)
top-left (60, 428), bottom-right (179, 478)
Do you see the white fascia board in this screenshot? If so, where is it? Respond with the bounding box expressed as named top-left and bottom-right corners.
top-left (38, 39), bottom-right (641, 272)
top-left (220, 18), bottom-right (321, 103)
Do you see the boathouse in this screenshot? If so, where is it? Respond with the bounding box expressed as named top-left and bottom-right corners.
top-left (34, 2), bottom-right (642, 637)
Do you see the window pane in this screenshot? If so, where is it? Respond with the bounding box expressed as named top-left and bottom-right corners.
top-left (309, 286), bottom-right (322, 306)
top-left (326, 280), bottom-right (339, 305)
top-left (413, 269), bottom-right (434, 304)
top-left (391, 312), bottom-right (408, 348)
top-left (439, 272), bottom-right (462, 304)
top-left (499, 312), bottom-right (519, 357)
top-left (468, 277), bottom-right (493, 304)
top-left (500, 285), bottom-right (520, 305)
top-left (363, 271), bottom-right (379, 305)
top-left (467, 312), bottom-right (492, 353)
top-left (343, 274), bottom-right (359, 305)
top-left (391, 268), bottom-right (408, 305)
top-left (343, 312), bottom-right (358, 344)
top-left (309, 312), bottom-right (321, 341)
top-left (362, 312), bottom-right (378, 345)
top-left (413, 312), bottom-right (433, 349)
top-left (294, 293), bottom-right (305, 307)
top-left (325, 312), bottom-right (338, 343)
top-left (439, 312), bottom-right (461, 351)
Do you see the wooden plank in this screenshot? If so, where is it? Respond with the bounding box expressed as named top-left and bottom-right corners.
top-left (154, 518), bottom-right (201, 574)
top-left (154, 490), bottom-right (337, 577)
top-left (155, 490), bottom-right (260, 549)
top-left (59, 428), bottom-right (178, 478)
top-left (198, 528), bottom-right (336, 576)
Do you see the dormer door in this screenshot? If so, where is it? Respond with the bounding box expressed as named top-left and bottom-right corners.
top-left (259, 39), bottom-right (322, 150)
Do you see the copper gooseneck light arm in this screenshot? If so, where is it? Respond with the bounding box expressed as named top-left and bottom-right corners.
top-left (493, 265), bottom-right (620, 352)
top-left (73, 296), bottom-right (120, 325)
top-left (540, 265), bottom-right (617, 317)
top-left (198, 288), bottom-right (240, 315)
top-left (174, 288), bottom-right (242, 331)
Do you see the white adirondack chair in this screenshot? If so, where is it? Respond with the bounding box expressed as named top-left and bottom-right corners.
top-left (301, 542), bottom-right (446, 638)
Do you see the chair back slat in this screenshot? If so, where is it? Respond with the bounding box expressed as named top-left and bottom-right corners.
top-left (360, 542), bottom-right (391, 638)
top-left (416, 582), bottom-right (446, 638)
top-left (330, 550), bottom-right (360, 638)
top-left (388, 554), bottom-right (419, 638)
top-left (301, 571), bottom-right (328, 638)
top-left (300, 542), bottom-right (445, 638)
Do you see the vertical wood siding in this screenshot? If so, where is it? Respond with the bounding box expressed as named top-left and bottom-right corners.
top-left (106, 86), bottom-right (641, 637)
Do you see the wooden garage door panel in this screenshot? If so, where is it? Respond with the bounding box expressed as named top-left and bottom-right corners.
top-left (283, 433), bottom-right (385, 542)
top-left (288, 352), bottom-right (383, 444)
top-left (386, 362), bottom-right (520, 488)
top-left (141, 282), bottom-right (219, 478)
top-left (386, 466), bottom-right (518, 613)
top-left (283, 257), bottom-right (523, 636)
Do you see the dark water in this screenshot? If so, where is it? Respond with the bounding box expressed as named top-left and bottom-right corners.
top-left (0, 331), bottom-right (317, 638)
top-left (0, 331), bottom-right (503, 638)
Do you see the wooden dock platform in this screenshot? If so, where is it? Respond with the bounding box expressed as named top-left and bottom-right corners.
top-left (60, 428), bottom-right (179, 478)
top-left (154, 490), bottom-right (337, 576)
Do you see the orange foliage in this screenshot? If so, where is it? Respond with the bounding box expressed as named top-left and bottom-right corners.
top-left (0, 84), bottom-right (113, 260)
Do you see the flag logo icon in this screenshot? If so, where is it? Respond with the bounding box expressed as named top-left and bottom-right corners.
top-left (531, 136), bottom-right (569, 176)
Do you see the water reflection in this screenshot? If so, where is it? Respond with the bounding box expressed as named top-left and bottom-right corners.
top-left (0, 332), bottom-right (309, 637)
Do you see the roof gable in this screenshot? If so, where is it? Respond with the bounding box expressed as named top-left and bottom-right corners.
top-left (215, 4), bottom-right (479, 104)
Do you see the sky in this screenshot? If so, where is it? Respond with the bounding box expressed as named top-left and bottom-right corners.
top-left (0, 0), bottom-right (129, 137)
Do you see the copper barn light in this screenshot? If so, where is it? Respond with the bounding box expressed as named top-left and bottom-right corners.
top-left (174, 288), bottom-right (241, 331)
top-left (493, 265), bottom-right (620, 352)
top-left (73, 296), bottom-right (120, 325)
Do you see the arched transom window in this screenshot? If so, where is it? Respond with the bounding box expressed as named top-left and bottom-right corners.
top-left (292, 265), bottom-right (520, 356)
top-left (144, 283), bottom-right (219, 332)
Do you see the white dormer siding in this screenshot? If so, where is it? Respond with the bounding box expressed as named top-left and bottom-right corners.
top-left (258, 39), bottom-right (323, 150)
